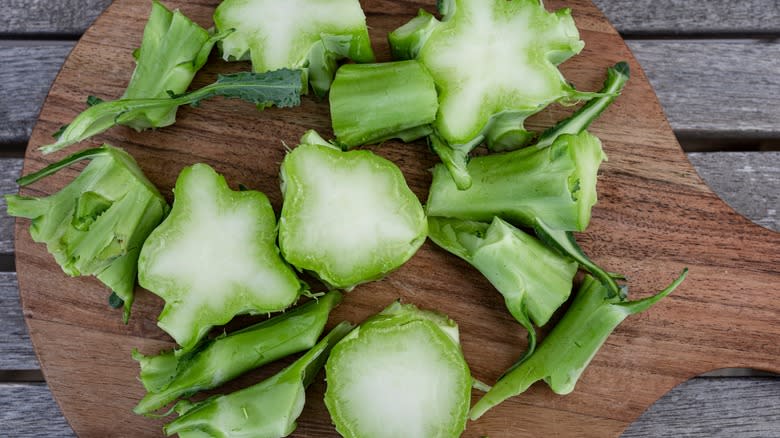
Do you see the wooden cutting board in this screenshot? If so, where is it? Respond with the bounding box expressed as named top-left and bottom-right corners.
top-left (15, 0), bottom-right (780, 436)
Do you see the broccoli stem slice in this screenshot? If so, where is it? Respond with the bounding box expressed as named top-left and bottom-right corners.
top-left (387, 9), bottom-right (440, 60)
top-left (535, 62), bottom-right (631, 149)
top-left (427, 217), bottom-right (578, 364)
top-left (16, 147), bottom-right (110, 186)
top-left (163, 322), bottom-right (354, 438)
top-left (329, 60), bottom-right (439, 149)
top-left (427, 131), bottom-right (606, 232)
top-left (324, 302), bottom-right (472, 438)
top-left (470, 269), bottom-right (688, 420)
top-left (40, 69), bottom-right (303, 154)
top-left (534, 218), bottom-right (627, 299)
top-left (133, 291), bottom-right (342, 415)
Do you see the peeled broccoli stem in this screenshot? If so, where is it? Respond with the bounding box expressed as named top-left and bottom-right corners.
top-left (427, 131), bottom-right (606, 232)
top-left (329, 60), bottom-right (439, 148)
top-left (133, 291), bottom-right (342, 415)
top-left (427, 217), bottom-right (578, 365)
top-left (164, 322), bottom-right (354, 437)
top-left (470, 269), bottom-right (688, 420)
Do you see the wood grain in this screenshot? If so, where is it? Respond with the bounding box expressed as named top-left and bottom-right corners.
top-left (4, 0), bottom-right (777, 35)
top-left (14, 1), bottom-right (780, 437)
top-left (5, 39), bottom-right (780, 146)
top-left (0, 273), bottom-right (38, 370)
top-left (0, 383), bottom-right (73, 437)
top-left (0, 158), bottom-right (22, 254)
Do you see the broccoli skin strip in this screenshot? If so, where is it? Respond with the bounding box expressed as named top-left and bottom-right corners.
top-left (5, 146), bottom-right (168, 322)
top-left (138, 163), bottom-right (304, 351)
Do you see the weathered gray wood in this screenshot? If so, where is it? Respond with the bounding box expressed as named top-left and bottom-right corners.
top-left (623, 378), bottom-right (780, 437)
top-left (688, 152), bottom-right (779, 231)
top-left (0, 44), bottom-right (74, 145)
top-left (0, 383), bottom-right (74, 437)
top-left (3, 39), bottom-right (780, 145)
top-left (0, 159), bottom-right (23, 255)
top-left (0, 0), bottom-right (111, 35)
top-left (0, 272), bottom-right (38, 370)
top-left (593, 0), bottom-right (780, 35)
top-left (2, 0), bottom-right (778, 35)
top-left (2, 377), bottom-right (778, 438)
top-left (626, 39), bottom-right (780, 138)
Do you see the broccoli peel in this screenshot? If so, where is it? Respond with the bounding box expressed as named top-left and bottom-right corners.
top-left (163, 322), bottom-right (354, 438)
top-left (428, 216), bottom-right (578, 364)
top-left (427, 131), bottom-right (607, 232)
top-left (470, 269), bottom-right (688, 420)
top-left (132, 291), bottom-right (342, 415)
top-left (138, 163), bottom-right (305, 351)
top-left (5, 146), bottom-right (168, 322)
top-left (214, 0), bottom-right (375, 96)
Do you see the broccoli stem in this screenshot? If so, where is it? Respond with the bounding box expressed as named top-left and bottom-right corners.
top-left (133, 291), bottom-right (342, 415)
top-left (535, 62), bottom-right (630, 149)
top-left (470, 270), bottom-right (688, 420)
top-left (329, 61), bottom-right (438, 148)
top-left (427, 131), bottom-right (606, 232)
top-left (387, 9), bottom-right (439, 60)
top-left (163, 322), bottom-right (354, 437)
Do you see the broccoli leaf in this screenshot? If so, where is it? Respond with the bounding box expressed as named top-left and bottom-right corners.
top-left (40, 69), bottom-right (303, 154)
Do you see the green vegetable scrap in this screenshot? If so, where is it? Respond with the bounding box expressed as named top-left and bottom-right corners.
top-left (121, 0), bottom-right (230, 131)
top-left (138, 163), bottom-right (304, 351)
top-left (5, 146), bottom-right (168, 322)
top-left (279, 131), bottom-right (427, 289)
top-left (214, 0), bottom-right (375, 97)
top-left (41, 69), bottom-right (304, 154)
top-left (329, 60), bottom-right (439, 148)
top-left (427, 130), bottom-right (607, 232)
top-left (428, 217), bottom-right (577, 363)
top-left (390, 0), bottom-right (603, 189)
top-left (470, 270), bottom-right (688, 420)
top-left (164, 322), bottom-right (354, 438)
top-left (133, 291), bottom-right (342, 415)
top-left (325, 302), bottom-right (472, 438)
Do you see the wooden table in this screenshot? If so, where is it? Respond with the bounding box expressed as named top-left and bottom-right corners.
top-left (1, 1), bottom-right (778, 436)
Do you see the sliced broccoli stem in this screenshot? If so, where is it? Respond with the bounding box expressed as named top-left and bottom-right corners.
top-left (470, 270), bottom-right (688, 420)
top-left (133, 291), bottom-right (342, 415)
top-left (534, 218), bottom-right (626, 299)
top-left (164, 322), bottom-right (354, 437)
top-left (535, 62), bottom-right (631, 149)
top-left (330, 61), bottom-right (438, 149)
top-left (324, 302), bottom-right (471, 438)
top-left (427, 131), bottom-right (606, 232)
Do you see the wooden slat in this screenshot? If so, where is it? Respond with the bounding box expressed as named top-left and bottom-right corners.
top-left (0, 272), bottom-right (38, 370)
top-left (0, 159), bottom-right (23, 255)
top-left (1, 377), bottom-right (778, 438)
top-left (0, 383), bottom-right (73, 437)
top-left (593, 0), bottom-right (780, 35)
top-left (3, 1), bottom-right (778, 36)
top-left (624, 378), bottom-right (780, 437)
top-left (688, 152), bottom-right (779, 231)
top-left (0, 44), bottom-right (74, 145)
top-left (626, 39), bottom-right (780, 138)
top-left (0, 0), bottom-right (110, 35)
top-left (2, 39), bottom-right (779, 146)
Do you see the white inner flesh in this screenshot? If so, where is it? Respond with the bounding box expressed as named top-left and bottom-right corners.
top-left (146, 167), bottom-right (294, 340)
top-left (332, 323), bottom-right (465, 438)
top-left (289, 148), bottom-right (420, 281)
top-left (421, 1), bottom-right (567, 141)
top-left (218, 0), bottom-right (366, 70)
